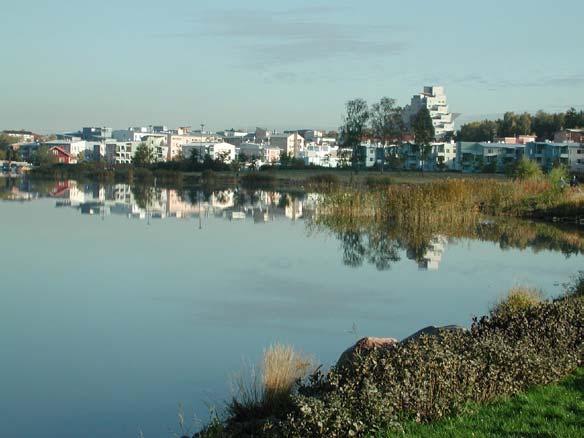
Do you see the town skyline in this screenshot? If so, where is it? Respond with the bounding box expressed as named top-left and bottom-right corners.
top-left (3, 0), bottom-right (584, 133)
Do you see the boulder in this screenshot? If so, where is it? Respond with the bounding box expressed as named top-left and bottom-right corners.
top-left (401, 325), bottom-right (467, 344)
top-left (337, 337), bottom-right (398, 369)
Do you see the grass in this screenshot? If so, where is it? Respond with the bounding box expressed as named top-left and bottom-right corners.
top-left (382, 368), bottom-right (584, 437)
top-left (491, 286), bottom-right (543, 318)
top-left (227, 344), bottom-right (315, 423)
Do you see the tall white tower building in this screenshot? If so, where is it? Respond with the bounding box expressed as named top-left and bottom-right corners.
top-left (404, 86), bottom-right (455, 140)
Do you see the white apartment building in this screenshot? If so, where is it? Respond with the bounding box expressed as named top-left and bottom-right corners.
top-left (270, 133), bottom-right (304, 158)
top-left (105, 141), bottom-right (140, 164)
top-left (404, 86), bottom-right (455, 140)
top-left (182, 142), bottom-right (236, 163)
top-left (302, 144), bottom-right (339, 167)
top-left (167, 133), bottom-right (221, 160)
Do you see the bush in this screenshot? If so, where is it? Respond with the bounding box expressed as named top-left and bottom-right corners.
top-left (548, 165), bottom-right (569, 191)
top-left (515, 158), bottom-right (543, 180)
top-left (491, 286), bottom-right (543, 317)
top-left (563, 271), bottom-right (584, 299)
top-left (203, 292), bottom-right (584, 437)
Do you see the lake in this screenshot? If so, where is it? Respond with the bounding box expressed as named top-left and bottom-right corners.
top-left (1, 178), bottom-right (583, 437)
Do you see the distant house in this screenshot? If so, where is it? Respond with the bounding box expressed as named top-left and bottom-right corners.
top-left (49, 146), bottom-right (77, 164)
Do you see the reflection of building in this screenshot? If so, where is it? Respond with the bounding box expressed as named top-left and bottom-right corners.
top-left (418, 236), bottom-right (447, 271)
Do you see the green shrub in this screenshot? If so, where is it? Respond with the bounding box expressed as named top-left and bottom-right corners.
top-left (548, 165), bottom-right (569, 191)
top-left (515, 158), bottom-right (543, 180)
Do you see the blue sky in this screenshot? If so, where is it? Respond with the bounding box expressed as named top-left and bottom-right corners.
top-left (2, 0), bottom-right (584, 133)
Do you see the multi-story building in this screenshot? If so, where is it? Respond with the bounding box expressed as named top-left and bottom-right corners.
top-left (238, 142), bottom-right (264, 160)
top-left (105, 141), bottom-right (140, 164)
top-left (456, 142), bottom-right (525, 173)
top-left (399, 142), bottom-right (457, 171)
top-left (302, 144), bottom-right (339, 167)
top-left (525, 142), bottom-right (582, 172)
top-left (404, 86), bottom-right (455, 140)
top-left (270, 133), bottom-right (304, 158)
top-left (166, 133), bottom-right (221, 160)
top-left (182, 142), bottom-right (236, 163)
top-left (81, 127), bottom-right (112, 141)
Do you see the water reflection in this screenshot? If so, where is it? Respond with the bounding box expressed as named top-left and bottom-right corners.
top-left (3, 178), bottom-right (584, 272)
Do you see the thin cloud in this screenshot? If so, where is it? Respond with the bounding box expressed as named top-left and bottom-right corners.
top-left (153, 7), bottom-right (407, 76)
top-left (453, 72), bottom-right (584, 90)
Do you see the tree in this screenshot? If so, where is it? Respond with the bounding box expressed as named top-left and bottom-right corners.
top-left (457, 120), bottom-right (498, 142)
top-left (517, 112), bottom-right (532, 135)
top-left (132, 143), bottom-right (155, 167)
top-left (411, 107), bottom-right (435, 170)
top-left (532, 111), bottom-right (564, 141)
top-left (339, 98), bottom-right (369, 168)
top-left (412, 107), bottom-right (435, 146)
top-left (279, 150), bottom-right (291, 167)
top-left (369, 97), bottom-right (405, 145)
top-left (0, 133), bottom-right (18, 151)
top-left (31, 145), bottom-right (57, 166)
top-left (564, 107), bottom-right (584, 129)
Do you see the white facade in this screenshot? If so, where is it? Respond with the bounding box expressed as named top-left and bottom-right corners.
top-left (404, 86), bottom-right (455, 140)
top-left (568, 145), bottom-right (584, 173)
top-left (182, 142), bottom-right (236, 163)
top-left (302, 144), bottom-right (339, 167)
top-left (270, 133), bottom-right (304, 158)
top-left (105, 141), bottom-right (141, 164)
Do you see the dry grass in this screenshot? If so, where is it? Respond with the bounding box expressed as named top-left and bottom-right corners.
top-left (227, 343), bottom-right (316, 422)
top-left (492, 286), bottom-right (544, 317)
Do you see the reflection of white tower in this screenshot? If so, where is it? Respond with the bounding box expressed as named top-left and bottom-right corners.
top-left (418, 235), bottom-right (448, 271)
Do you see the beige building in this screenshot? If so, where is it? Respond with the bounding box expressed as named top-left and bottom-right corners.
top-left (270, 133), bottom-right (304, 158)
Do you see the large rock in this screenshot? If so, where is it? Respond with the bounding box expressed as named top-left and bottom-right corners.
top-left (337, 337), bottom-right (398, 369)
top-left (401, 325), bottom-right (467, 344)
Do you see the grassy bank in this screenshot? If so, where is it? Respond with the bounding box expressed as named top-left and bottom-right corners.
top-left (389, 367), bottom-right (584, 437)
top-left (316, 178), bottom-right (584, 224)
top-left (198, 275), bottom-right (584, 437)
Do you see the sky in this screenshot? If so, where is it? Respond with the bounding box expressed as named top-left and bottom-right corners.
top-left (2, 0), bottom-right (584, 133)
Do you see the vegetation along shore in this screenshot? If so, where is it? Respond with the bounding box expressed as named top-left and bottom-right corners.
top-left (192, 274), bottom-right (584, 438)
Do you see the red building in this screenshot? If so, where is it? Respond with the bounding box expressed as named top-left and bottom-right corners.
top-left (49, 146), bottom-right (77, 164)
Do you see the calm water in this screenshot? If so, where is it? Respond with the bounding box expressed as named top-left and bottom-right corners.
top-left (1, 179), bottom-right (583, 437)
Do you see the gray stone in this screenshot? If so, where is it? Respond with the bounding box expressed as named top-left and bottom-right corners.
top-left (401, 325), bottom-right (467, 344)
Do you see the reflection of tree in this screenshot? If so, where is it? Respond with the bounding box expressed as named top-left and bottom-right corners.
top-left (131, 184), bottom-right (158, 209)
top-left (366, 231), bottom-right (401, 270)
top-left (317, 211), bottom-right (584, 271)
top-left (340, 231), bottom-right (367, 267)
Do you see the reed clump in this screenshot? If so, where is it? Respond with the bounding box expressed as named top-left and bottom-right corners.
top-left (226, 344), bottom-right (316, 426)
top-left (491, 286), bottom-right (544, 317)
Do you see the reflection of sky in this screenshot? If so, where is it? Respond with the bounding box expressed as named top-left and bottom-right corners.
top-left (1, 199), bottom-right (583, 438)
